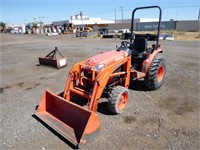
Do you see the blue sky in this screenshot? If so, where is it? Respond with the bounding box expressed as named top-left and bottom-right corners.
top-left (0, 0), bottom-right (199, 24)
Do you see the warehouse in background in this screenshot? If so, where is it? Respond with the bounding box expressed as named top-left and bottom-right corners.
top-left (108, 19), bottom-right (199, 31)
top-left (2, 12), bottom-right (199, 34)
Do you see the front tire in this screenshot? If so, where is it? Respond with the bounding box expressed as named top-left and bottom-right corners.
top-left (108, 86), bottom-right (130, 114)
top-left (144, 56), bottom-right (166, 90)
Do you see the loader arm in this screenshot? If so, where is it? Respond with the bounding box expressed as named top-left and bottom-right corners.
top-left (89, 56), bottom-right (131, 111)
top-left (63, 54), bottom-right (131, 112)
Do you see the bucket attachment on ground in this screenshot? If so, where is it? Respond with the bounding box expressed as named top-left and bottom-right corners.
top-left (35, 90), bottom-right (100, 146)
top-left (38, 47), bottom-right (67, 69)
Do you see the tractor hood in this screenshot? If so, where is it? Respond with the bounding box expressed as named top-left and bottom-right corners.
top-left (84, 50), bottom-right (128, 71)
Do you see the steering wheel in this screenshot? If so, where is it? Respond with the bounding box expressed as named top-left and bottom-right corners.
top-left (121, 41), bottom-right (131, 47)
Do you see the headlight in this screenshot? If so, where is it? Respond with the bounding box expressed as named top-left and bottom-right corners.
top-left (95, 64), bottom-right (105, 71)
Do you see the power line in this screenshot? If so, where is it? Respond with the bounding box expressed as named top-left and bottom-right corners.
top-left (26, 4), bottom-right (199, 23)
top-left (124, 5), bottom-right (199, 10)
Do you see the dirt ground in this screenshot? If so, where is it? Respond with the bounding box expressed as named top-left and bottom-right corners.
top-left (0, 33), bottom-right (199, 150)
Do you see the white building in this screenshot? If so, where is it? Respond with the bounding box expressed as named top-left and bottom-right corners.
top-left (70, 12), bottom-right (114, 25)
top-left (52, 12), bottom-right (114, 27)
top-left (6, 24), bottom-right (26, 34)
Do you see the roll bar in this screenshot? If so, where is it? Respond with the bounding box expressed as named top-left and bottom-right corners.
top-left (130, 6), bottom-right (162, 48)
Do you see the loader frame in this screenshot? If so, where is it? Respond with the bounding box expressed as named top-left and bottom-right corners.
top-left (63, 53), bottom-right (131, 112)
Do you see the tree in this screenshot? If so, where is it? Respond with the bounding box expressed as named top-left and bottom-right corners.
top-left (32, 23), bottom-right (38, 28)
top-left (0, 22), bottom-right (6, 32)
top-left (0, 22), bottom-right (6, 29)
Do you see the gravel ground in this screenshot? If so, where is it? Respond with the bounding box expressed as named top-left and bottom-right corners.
top-left (0, 33), bottom-right (199, 150)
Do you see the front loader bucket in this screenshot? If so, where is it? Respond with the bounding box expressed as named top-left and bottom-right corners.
top-left (35, 90), bottom-right (100, 146)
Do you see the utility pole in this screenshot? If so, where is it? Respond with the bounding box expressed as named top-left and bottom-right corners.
top-left (198, 7), bottom-right (200, 20)
top-left (33, 17), bottom-right (36, 23)
top-left (120, 6), bottom-right (123, 22)
top-left (80, 11), bottom-right (83, 26)
top-left (115, 9), bottom-right (116, 23)
top-left (25, 19), bottom-right (27, 25)
top-left (43, 16), bottom-right (46, 25)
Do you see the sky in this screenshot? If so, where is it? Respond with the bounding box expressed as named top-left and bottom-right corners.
top-left (0, 0), bottom-right (199, 24)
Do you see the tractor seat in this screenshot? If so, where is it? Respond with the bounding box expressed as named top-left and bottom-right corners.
top-left (131, 37), bottom-right (147, 57)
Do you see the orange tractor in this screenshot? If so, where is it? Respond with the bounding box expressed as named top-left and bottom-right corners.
top-left (35, 6), bottom-right (166, 147)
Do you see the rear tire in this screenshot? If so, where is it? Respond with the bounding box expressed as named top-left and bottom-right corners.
top-left (144, 56), bottom-right (166, 90)
top-left (108, 86), bottom-right (130, 114)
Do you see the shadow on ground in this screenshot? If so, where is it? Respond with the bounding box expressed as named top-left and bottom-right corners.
top-left (32, 114), bottom-right (79, 149)
top-left (129, 80), bottom-right (148, 91)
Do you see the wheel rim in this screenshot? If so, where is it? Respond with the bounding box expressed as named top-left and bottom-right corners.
top-left (118, 92), bottom-right (128, 111)
top-left (157, 66), bottom-right (164, 82)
